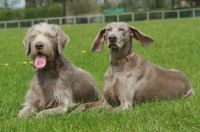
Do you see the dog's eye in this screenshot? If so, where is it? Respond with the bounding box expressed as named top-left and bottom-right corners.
top-left (106, 28), bottom-right (112, 31)
top-left (30, 35), bottom-right (36, 39)
top-left (45, 33), bottom-right (53, 38)
top-left (118, 28), bottom-right (125, 32)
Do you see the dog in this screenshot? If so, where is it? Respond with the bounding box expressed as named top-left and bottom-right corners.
top-left (18, 23), bottom-right (101, 118)
top-left (72, 22), bottom-right (195, 113)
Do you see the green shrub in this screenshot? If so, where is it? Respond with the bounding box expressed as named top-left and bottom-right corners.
top-left (149, 12), bottom-right (162, 20)
top-left (134, 13), bottom-right (147, 21)
top-left (164, 11), bottom-right (177, 19)
top-left (119, 14), bottom-right (132, 21)
top-left (24, 7), bottom-right (62, 19)
top-left (0, 6), bottom-right (62, 21)
top-left (180, 10), bottom-right (192, 18)
top-left (0, 9), bottom-right (23, 20)
top-left (105, 15), bottom-right (117, 22)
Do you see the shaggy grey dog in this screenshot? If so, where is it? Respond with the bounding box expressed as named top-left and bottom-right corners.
top-left (18, 23), bottom-right (101, 118)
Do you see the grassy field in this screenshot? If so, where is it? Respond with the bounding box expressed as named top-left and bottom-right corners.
top-left (0, 18), bottom-right (200, 131)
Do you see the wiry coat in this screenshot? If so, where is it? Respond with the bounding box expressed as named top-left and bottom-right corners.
top-left (18, 23), bottom-right (100, 118)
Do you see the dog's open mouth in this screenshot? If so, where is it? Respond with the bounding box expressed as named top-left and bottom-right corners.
top-left (34, 54), bottom-right (47, 69)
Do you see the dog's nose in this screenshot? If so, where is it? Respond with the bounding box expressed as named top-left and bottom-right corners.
top-left (108, 35), bottom-right (117, 43)
top-left (35, 42), bottom-right (44, 50)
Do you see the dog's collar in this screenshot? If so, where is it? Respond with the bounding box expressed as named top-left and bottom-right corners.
top-left (110, 52), bottom-right (135, 66)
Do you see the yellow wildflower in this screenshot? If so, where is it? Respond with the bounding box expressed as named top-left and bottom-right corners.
top-left (4, 63), bottom-right (8, 66)
top-left (29, 61), bottom-right (33, 65)
top-left (23, 61), bottom-right (27, 65)
top-left (81, 50), bottom-right (86, 54)
top-left (98, 83), bottom-right (102, 86)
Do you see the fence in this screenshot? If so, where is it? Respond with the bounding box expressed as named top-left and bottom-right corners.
top-left (0, 8), bottom-right (200, 29)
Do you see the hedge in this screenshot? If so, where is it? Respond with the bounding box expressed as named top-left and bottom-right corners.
top-left (0, 6), bottom-right (62, 21)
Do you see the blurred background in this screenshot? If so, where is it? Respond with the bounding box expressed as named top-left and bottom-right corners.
top-left (0, 0), bottom-right (199, 19)
top-left (0, 0), bottom-right (199, 28)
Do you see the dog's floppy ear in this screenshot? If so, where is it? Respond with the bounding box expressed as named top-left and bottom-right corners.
top-left (129, 26), bottom-right (154, 47)
top-left (23, 28), bottom-right (33, 56)
top-left (91, 28), bottom-right (106, 52)
top-left (56, 26), bottom-right (70, 54)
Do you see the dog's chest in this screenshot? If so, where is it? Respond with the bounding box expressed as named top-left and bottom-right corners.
top-left (105, 65), bottom-right (140, 106)
top-left (32, 75), bottom-right (67, 109)
top-left (33, 71), bottom-right (64, 101)
top-left (37, 71), bottom-right (58, 86)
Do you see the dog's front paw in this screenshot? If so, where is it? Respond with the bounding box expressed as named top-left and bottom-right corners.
top-left (18, 106), bottom-right (37, 118)
top-left (18, 111), bottom-right (24, 118)
top-left (18, 110), bottom-right (29, 118)
top-left (36, 111), bottom-right (46, 118)
top-left (36, 110), bottom-right (52, 118)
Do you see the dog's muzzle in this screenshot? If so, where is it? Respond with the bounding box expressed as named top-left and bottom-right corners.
top-left (108, 35), bottom-right (119, 48)
top-left (34, 41), bottom-right (47, 69)
top-left (35, 41), bottom-right (44, 50)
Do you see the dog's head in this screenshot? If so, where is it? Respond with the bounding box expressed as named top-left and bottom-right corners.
top-left (23, 22), bottom-right (70, 69)
top-left (91, 22), bottom-right (154, 52)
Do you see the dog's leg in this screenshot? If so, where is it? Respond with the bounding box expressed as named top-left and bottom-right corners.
top-left (111, 73), bottom-right (136, 110)
top-left (71, 98), bottom-right (110, 113)
top-left (36, 105), bottom-right (68, 118)
top-left (18, 105), bottom-right (37, 118)
top-left (72, 68), bottom-right (115, 113)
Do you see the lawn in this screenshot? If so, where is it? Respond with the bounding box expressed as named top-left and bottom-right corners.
top-left (0, 18), bottom-right (200, 132)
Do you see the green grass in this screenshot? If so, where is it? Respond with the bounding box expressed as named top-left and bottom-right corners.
top-left (0, 18), bottom-right (200, 131)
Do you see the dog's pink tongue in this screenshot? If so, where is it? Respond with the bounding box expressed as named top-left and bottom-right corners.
top-left (34, 55), bottom-right (46, 69)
